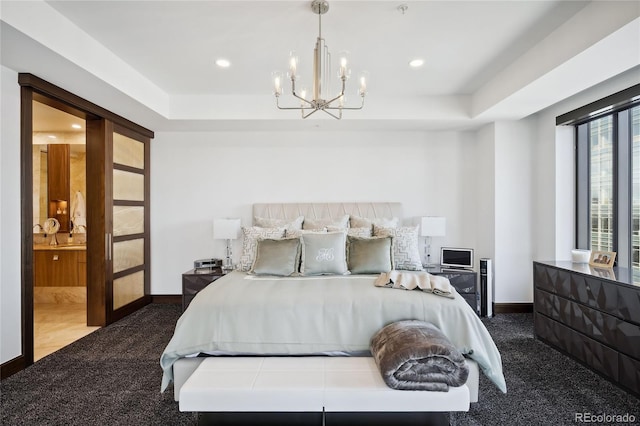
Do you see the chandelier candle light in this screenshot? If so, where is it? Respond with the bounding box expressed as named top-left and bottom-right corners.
top-left (272, 0), bottom-right (368, 119)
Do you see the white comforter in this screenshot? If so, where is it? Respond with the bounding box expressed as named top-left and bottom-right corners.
top-left (160, 271), bottom-right (506, 393)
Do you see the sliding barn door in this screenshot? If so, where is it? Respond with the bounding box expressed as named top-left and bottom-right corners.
top-left (109, 124), bottom-right (151, 321)
top-left (86, 120), bottom-right (150, 325)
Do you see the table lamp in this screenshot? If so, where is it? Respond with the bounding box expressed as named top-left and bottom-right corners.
top-left (213, 218), bottom-right (241, 271)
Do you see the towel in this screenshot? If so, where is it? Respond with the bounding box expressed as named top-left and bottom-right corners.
top-left (71, 191), bottom-right (86, 230)
top-left (374, 271), bottom-right (455, 298)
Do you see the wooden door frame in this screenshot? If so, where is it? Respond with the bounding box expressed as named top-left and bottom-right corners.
top-left (17, 74), bottom-right (153, 371)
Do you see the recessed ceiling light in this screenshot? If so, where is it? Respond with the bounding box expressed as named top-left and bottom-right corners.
top-left (48, 135), bottom-right (57, 139)
top-left (215, 58), bottom-right (231, 68)
top-left (409, 59), bottom-right (425, 68)
top-left (71, 124), bottom-right (82, 129)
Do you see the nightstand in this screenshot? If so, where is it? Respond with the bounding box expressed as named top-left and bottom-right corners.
top-left (428, 267), bottom-right (478, 315)
top-left (182, 268), bottom-right (225, 311)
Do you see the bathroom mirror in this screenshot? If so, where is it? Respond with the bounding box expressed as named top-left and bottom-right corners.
top-left (32, 101), bottom-right (86, 234)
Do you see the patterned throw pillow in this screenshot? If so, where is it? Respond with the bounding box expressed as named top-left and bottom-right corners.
top-left (300, 232), bottom-right (348, 275)
top-left (302, 215), bottom-right (349, 230)
top-left (349, 216), bottom-right (400, 232)
top-left (285, 228), bottom-right (327, 238)
top-left (327, 226), bottom-right (372, 238)
top-left (254, 216), bottom-right (304, 232)
top-left (373, 225), bottom-right (423, 271)
top-left (238, 226), bottom-right (286, 272)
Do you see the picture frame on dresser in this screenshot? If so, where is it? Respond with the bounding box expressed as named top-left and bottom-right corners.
top-left (589, 250), bottom-right (616, 268)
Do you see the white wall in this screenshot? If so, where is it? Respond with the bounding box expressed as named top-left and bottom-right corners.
top-left (1, 66), bottom-right (22, 364)
top-left (475, 124), bottom-right (496, 269)
top-left (493, 120), bottom-right (535, 303)
top-left (150, 131), bottom-right (478, 295)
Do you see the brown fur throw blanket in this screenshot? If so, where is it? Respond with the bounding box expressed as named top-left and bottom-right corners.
top-left (370, 320), bottom-right (469, 391)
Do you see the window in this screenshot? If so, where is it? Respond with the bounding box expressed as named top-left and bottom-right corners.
top-left (589, 115), bottom-right (613, 252)
top-left (569, 84), bottom-right (640, 282)
top-left (632, 106), bottom-right (640, 277)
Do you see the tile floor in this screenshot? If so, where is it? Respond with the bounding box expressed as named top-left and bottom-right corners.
top-left (34, 303), bottom-right (100, 361)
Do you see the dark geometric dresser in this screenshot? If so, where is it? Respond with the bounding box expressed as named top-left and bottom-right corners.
top-left (533, 261), bottom-right (640, 396)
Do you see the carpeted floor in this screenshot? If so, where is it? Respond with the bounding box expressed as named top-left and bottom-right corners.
top-left (1, 304), bottom-right (638, 425)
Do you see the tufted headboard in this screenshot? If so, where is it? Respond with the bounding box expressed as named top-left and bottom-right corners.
top-left (252, 202), bottom-right (402, 223)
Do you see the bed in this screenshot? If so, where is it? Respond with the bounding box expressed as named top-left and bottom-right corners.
top-left (160, 202), bottom-right (506, 411)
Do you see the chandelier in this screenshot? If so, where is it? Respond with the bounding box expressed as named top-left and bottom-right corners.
top-left (272, 0), bottom-right (368, 119)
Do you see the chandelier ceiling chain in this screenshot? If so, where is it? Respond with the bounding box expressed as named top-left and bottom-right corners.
top-left (272, 0), bottom-right (368, 119)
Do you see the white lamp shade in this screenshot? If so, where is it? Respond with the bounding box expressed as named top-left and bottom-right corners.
top-left (213, 218), bottom-right (241, 240)
top-left (421, 217), bottom-right (446, 237)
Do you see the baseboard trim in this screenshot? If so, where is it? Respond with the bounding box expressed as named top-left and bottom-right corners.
top-left (494, 303), bottom-right (533, 314)
top-left (151, 295), bottom-right (181, 304)
top-left (1, 355), bottom-right (25, 380)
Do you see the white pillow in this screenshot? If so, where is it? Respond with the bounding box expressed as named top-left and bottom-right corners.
top-left (238, 226), bottom-right (286, 272)
top-left (373, 225), bottom-right (423, 271)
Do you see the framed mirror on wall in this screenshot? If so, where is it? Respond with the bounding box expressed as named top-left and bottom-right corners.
top-left (32, 101), bottom-right (86, 237)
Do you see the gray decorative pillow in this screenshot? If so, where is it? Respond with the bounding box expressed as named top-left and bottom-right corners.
top-left (350, 216), bottom-right (400, 231)
top-left (303, 215), bottom-right (349, 230)
top-left (251, 238), bottom-right (301, 276)
top-left (254, 216), bottom-right (304, 232)
top-left (300, 232), bottom-right (348, 275)
top-left (239, 226), bottom-right (286, 271)
top-left (347, 236), bottom-right (393, 274)
top-left (373, 225), bottom-right (423, 271)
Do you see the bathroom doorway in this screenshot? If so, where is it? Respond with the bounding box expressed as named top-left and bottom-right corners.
top-left (19, 74), bottom-right (153, 371)
top-left (32, 100), bottom-right (99, 361)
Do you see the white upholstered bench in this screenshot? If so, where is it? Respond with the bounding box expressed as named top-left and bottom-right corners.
top-left (179, 356), bottom-right (475, 425)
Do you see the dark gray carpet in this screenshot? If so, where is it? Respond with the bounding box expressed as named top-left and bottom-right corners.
top-left (1, 305), bottom-right (638, 425)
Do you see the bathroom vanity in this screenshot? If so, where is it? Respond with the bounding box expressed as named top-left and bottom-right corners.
top-left (33, 244), bottom-right (86, 288)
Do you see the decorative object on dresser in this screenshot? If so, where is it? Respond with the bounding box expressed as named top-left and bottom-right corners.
top-left (533, 261), bottom-right (640, 397)
top-left (588, 250), bottom-right (616, 268)
top-left (182, 268), bottom-right (225, 312)
top-left (213, 218), bottom-right (241, 271)
top-left (571, 249), bottom-right (591, 263)
top-left (420, 216), bottom-right (446, 267)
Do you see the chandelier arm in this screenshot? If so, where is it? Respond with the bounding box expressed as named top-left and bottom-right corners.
top-left (276, 97), bottom-right (300, 110)
top-left (302, 108), bottom-right (321, 119)
top-left (290, 79), bottom-right (315, 107)
top-left (326, 96), bottom-right (365, 111)
top-left (291, 92), bottom-right (315, 107)
top-left (322, 89), bottom-right (346, 107)
top-left (321, 108), bottom-right (342, 119)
